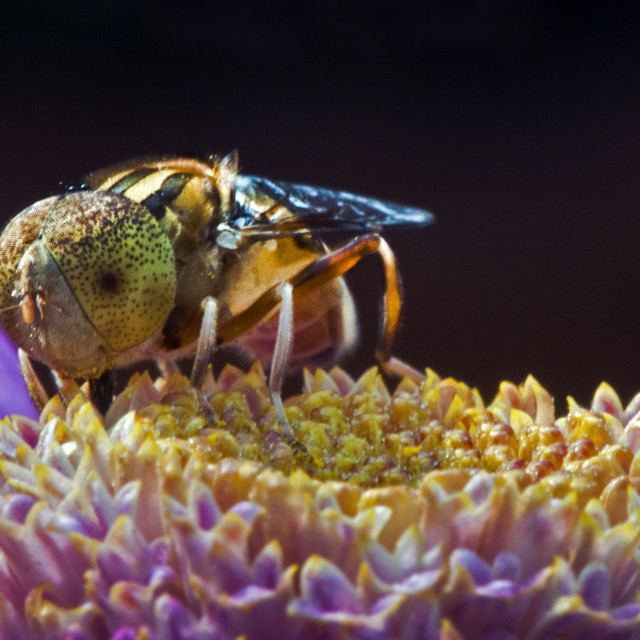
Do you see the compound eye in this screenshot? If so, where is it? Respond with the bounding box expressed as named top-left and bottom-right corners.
top-left (41, 191), bottom-right (177, 352)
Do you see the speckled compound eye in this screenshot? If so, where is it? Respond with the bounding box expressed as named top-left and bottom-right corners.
top-left (0, 191), bottom-right (177, 377)
top-left (41, 191), bottom-right (177, 352)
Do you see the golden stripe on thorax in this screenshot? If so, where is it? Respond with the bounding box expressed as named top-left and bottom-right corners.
top-left (94, 165), bottom-right (217, 258)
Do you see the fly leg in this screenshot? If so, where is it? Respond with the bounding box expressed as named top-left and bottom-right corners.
top-left (267, 282), bottom-right (299, 443)
top-left (217, 233), bottom-right (424, 384)
top-left (18, 349), bottom-right (50, 411)
top-left (266, 282), bottom-right (310, 453)
top-left (88, 370), bottom-right (114, 415)
top-left (157, 359), bottom-right (181, 379)
top-left (187, 296), bottom-right (219, 423)
top-left (190, 296), bottom-right (218, 388)
top-left (189, 289), bottom-right (301, 444)
top-left (18, 349), bottom-right (98, 412)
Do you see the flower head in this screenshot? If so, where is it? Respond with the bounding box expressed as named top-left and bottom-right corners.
top-left (0, 358), bottom-right (640, 638)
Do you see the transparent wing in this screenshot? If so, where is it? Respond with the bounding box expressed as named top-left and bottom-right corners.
top-left (231, 175), bottom-right (434, 236)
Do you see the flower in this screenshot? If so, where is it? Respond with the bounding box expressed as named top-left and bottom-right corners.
top-left (0, 358), bottom-right (640, 638)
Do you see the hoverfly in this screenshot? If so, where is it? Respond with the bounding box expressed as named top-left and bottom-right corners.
top-left (0, 152), bottom-right (432, 440)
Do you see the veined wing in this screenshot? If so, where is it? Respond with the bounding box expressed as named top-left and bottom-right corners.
top-left (230, 175), bottom-right (434, 236)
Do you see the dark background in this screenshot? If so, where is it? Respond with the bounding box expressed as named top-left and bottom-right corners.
top-left (2, 1), bottom-right (640, 408)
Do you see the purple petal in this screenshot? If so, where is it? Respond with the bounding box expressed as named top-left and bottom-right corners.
top-left (395, 569), bottom-right (442, 593)
top-left (465, 472), bottom-right (495, 505)
top-left (153, 593), bottom-right (193, 636)
top-left (225, 584), bottom-right (274, 606)
top-left (476, 579), bottom-right (519, 598)
top-left (189, 483), bottom-right (222, 530)
top-left (0, 328), bottom-right (38, 419)
top-left (0, 493), bottom-right (37, 523)
top-left (148, 565), bottom-right (178, 588)
top-left (229, 500), bottom-right (264, 525)
top-left (579, 563), bottom-right (611, 611)
top-left (492, 552), bottom-right (521, 582)
top-left (300, 556), bottom-right (362, 614)
top-left (450, 549), bottom-right (492, 586)
top-left (110, 629), bottom-right (138, 640)
top-left (253, 541), bottom-right (283, 589)
top-left (62, 631), bottom-right (92, 640)
top-left (612, 603), bottom-right (640, 621)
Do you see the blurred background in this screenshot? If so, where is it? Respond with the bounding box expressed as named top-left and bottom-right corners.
top-left (2, 1), bottom-right (640, 407)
